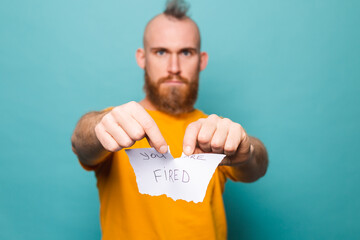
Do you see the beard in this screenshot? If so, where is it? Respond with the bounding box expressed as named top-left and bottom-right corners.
top-left (143, 69), bottom-right (199, 115)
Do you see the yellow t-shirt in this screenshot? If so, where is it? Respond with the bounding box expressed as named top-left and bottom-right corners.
top-left (81, 109), bottom-right (240, 240)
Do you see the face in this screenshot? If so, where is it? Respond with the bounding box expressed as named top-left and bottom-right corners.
top-left (144, 67), bottom-right (199, 115)
top-left (137, 14), bottom-right (208, 115)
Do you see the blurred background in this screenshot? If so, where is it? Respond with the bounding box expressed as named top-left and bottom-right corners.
top-left (1, 0), bottom-right (359, 239)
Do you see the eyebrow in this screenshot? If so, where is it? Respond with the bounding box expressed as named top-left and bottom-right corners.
top-left (180, 47), bottom-right (198, 53)
top-left (150, 47), bottom-right (166, 52)
top-left (150, 47), bottom-right (198, 53)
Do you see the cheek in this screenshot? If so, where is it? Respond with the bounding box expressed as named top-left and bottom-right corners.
top-left (146, 57), bottom-right (168, 77)
top-left (182, 60), bottom-right (200, 78)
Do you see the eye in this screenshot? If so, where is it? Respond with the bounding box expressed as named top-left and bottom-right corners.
top-left (156, 50), bottom-right (166, 56)
top-left (182, 50), bottom-right (191, 56)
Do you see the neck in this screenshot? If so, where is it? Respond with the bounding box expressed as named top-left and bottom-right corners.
top-left (139, 98), bottom-right (158, 111)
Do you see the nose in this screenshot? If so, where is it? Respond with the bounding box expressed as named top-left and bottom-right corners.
top-left (167, 54), bottom-right (180, 75)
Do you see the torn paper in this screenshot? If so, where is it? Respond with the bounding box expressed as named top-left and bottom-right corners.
top-left (125, 148), bottom-right (225, 203)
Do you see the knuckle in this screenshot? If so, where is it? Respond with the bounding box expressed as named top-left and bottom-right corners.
top-left (186, 119), bottom-right (203, 132)
top-left (142, 119), bottom-right (155, 131)
top-left (195, 118), bottom-right (205, 124)
top-left (221, 118), bottom-right (232, 125)
top-left (125, 101), bottom-right (138, 111)
top-left (107, 146), bottom-right (116, 152)
top-left (207, 114), bottom-right (220, 124)
top-left (128, 100), bottom-right (137, 106)
top-left (187, 121), bottom-right (198, 130)
top-left (208, 114), bottom-right (219, 120)
top-left (224, 144), bottom-right (236, 153)
top-left (94, 125), bottom-right (105, 139)
top-left (218, 118), bottom-right (231, 129)
top-left (234, 122), bottom-right (243, 131)
top-left (132, 129), bottom-right (145, 140)
top-left (211, 140), bottom-right (222, 150)
top-left (94, 123), bottom-right (101, 133)
top-left (197, 134), bottom-right (208, 144)
top-left (105, 142), bottom-right (119, 152)
top-left (112, 106), bottom-right (123, 116)
top-left (102, 114), bottom-right (112, 125)
top-left (121, 139), bottom-right (135, 148)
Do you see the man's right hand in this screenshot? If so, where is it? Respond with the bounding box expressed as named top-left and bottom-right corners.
top-left (95, 101), bottom-right (168, 154)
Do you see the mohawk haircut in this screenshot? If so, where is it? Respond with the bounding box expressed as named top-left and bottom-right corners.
top-left (163, 0), bottom-right (190, 19)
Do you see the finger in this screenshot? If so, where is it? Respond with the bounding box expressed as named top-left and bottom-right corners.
top-left (111, 109), bottom-right (145, 141)
top-left (197, 114), bottom-right (219, 153)
top-left (183, 119), bottom-right (204, 155)
top-left (237, 131), bottom-right (251, 156)
top-left (211, 118), bottom-right (231, 153)
top-left (101, 114), bottom-right (135, 148)
top-left (126, 102), bottom-right (168, 153)
top-left (95, 123), bottom-right (121, 152)
top-left (145, 135), bottom-right (154, 148)
top-left (224, 123), bottom-right (242, 156)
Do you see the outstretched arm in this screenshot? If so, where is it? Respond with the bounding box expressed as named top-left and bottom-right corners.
top-left (71, 101), bottom-right (168, 167)
top-left (183, 114), bottom-right (268, 182)
top-left (71, 110), bottom-right (111, 167)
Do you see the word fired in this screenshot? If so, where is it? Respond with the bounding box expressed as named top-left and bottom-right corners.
top-left (125, 148), bottom-right (226, 203)
top-left (153, 168), bottom-right (190, 183)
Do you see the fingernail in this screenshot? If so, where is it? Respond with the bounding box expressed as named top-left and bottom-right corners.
top-left (160, 145), bottom-right (168, 154)
top-left (184, 146), bottom-right (192, 155)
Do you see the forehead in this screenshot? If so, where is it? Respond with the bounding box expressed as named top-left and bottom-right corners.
top-left (144, 15), bottom-right (200, 49)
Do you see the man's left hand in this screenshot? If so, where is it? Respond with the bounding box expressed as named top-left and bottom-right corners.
top-left (183, 114), bottom-right (253, 166)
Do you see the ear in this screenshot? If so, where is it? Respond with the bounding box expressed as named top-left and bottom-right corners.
top-left (199, 51), bottom-right (208, 71)
top-left (136, 48), bottom-right (145, 69)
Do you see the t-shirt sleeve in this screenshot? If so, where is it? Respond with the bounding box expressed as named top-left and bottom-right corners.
top-left (78, 159), bottom-right (99, 171)
top-left (77, 151), bottom-right (114, 172)
top-left (218, 165), bottom-right (245, 182)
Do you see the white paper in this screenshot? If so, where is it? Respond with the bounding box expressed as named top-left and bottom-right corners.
top-left (125, 148), bottom-right (225, 203)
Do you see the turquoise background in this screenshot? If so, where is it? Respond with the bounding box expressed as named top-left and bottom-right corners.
top-left (1, 0), bottom-right (359, 239)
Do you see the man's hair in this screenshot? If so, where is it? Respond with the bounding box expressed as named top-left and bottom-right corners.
top-left (163, 0), bottom-right (190, 19)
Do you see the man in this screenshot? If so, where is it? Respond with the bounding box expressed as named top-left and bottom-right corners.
top-left (71, 0), bottom-right (268, 239)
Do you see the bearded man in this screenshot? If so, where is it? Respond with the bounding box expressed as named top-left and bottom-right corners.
top-left (71, 0), bottom-right (268, 239)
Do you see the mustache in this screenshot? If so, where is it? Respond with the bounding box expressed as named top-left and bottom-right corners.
top-left (158, 75), bottom-right (189, 84)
